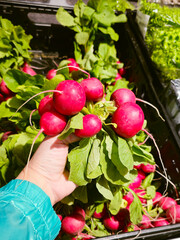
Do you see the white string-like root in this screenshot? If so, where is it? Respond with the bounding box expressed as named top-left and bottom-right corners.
top-left (10, 89), bottom-right (62, 119)
top-left (155, 169), bottom-right (178, 198)
top-left (56, 65), bottom-right (91, 79)
top-left (24, 128), bottom-right (44, 180)
top-left (142, 128), bottom-right (168, 196)
top-left (129, 224), bottom-right (142, 240)
top-left (29, 109), bottom-right (38, 129)
top-left (138, 135), bottom-right (150, 146)
top-left (136, 98), bottom-right (165, 122)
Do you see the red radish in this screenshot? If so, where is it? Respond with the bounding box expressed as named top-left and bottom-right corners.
top-left (103, 214), bottom-right (120, 231)
top-left (80, 77), bottom-right (104, 102)
top-left (0, 93), bottom-right (5, 103)
top-left (134, 188), bottom-right (147, 204)
top-left (46, 69), bottom-right (56, 80)
top-left (133, 164), bottom-right (142, 170)
top-left (93, 206), bottom-right (106, 219)
top-left (166, 204), bottom-right (180, 223)
top-left (61, 213), bottom-right (85, 235)
top-left (22, 62), bottom-right (37, 76)
top-left (111, 88), bottom-right (164, 121)
top-left (116, 208), bottom-right (130, 226)
top-left (0, 79), bottom-right (14, 97)
top-left (123, 192), bottom-right (134, 207)
top-left (112, 102), bottom-right (144, 138)
top-left (152, 192), bottom-right (162, 206)
top-left (159, 197), bottom-right (177, 211)
top-left (111, 88), bottom-right (136, 108)
top-left (153, 217), bottom-right (170, 227)
top-left (138, 170), bottom-right (146, 180)
top-left (67, 58), bottom-right (79, 72)
top-left (53, 80), bottom-right (86, 116)
top-left (129, 173), bottom-right (142, 190)
top-left (57, 214), bottom-right (63, 221)
top-left (141, 163), bottom-right (156, 173)
top-left (73, 206), bottom-right (86, 219)
top-left (38, 95), bottom-right (54, 116)
top-left (1, 131), bottom-right (13, 142)
top-left (39, 111), bottom-right (67, 136)
top-left (119, 67), bottom-right (126, 76)
top-left (75, 114), bottom-right (102, 138)
top-left (139, 215), bottom-right (152, 229)
top-left (112, 72), bottom-right (122, 85)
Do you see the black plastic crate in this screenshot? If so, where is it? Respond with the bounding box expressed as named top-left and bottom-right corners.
top-left (0, 1), bottom-right (180, 239)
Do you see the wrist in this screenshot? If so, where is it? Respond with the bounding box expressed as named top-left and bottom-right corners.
top-left (16, 166), bottom-right (56, 206)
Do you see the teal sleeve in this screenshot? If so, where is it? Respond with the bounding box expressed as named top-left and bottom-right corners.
top-left (0, 179), bottom-right (61, 240)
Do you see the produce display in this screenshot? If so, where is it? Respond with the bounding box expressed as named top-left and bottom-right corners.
top-left (0, 0), bottom-right (180, 239)
top-left (139, 0), bottom-right (180, 83)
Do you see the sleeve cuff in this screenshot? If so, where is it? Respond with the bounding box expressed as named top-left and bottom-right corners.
top-left (0, 179), bottom-right (61, 240)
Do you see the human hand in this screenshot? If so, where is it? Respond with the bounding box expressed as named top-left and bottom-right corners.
top-left (16, 134), bottom-right (80, 205)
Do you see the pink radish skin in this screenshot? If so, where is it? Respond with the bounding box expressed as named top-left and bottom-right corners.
top-left (116, 208), bottom-right (130, 225)
top-left (112, 73), bottom-right (122, 85)
top-left (73, 206), bottom-right (86, 219)
top-left (46, 69), bottom-right (56, 80)
top-left (152, 192), bottom-right (162, 206)
top-left (61, 213), bottom-right (85, 235)
top-left (138, 170), bottom-right (146, 180)
top-left (1, 131), bottom-right (13, 142)
top-left (112, 102), bottom-right (144, 138)
top-left (75, 114), bottom-right (102, 138)
top-left (57, 214), bottom-right (63, 221)
top-left (53, 80), bottom-right (86, 116)
top-left (111, 88), bottom-right (136, 108)
top-left (129, 173), bottom-right (142, 190)
top-left (141, 163), bottom-right (156, 173)
top-left (153, 217), bottom-right (170, 227)
top-left (166, 205), bottom-right (180, 223)
top-left (80, 77), bottom-right (104, 102)
top-left (67, 58), bottom-right (79, 72)
top-left (139, 215), bottom-right (152, 229)
top-left (38, 95), bottom-right (54, 116)
top-left (123, 192), bottom-right (134, 207)
top-left (159, 197), bottom-right (177, 211)
top-left (93, 206), bottom-right (106, 219)
top-left (0, 79), bottom-right (14, 97)
top-left (0, 93), bottom-right (5, 103)
top-left (39, 111), bottom-right (67, 136)
top-left (22, 62), bottom-right (37, 76)
top-left (103, 215), bottom-right (120, 231)
top-left (133, 164), bottom-right (142, 170)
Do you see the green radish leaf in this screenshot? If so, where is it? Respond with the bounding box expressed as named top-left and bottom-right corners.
top-left (75, 32), bottom-right (89, 45)
top-left (86, 138), bottom-right (102, 179)
top-left (100, 138), bottom-right (130, 185)
top-left (129, 189), bottom-right (143, 224)
top-left (0, 145), bottom-right (9, 182)
top-left (43, 74), bottom-right (65, 90)
top-left (56, 7), bottom-right (81, 32)
top-left (132, 143), bottom-right (155, 164)
top-left (118, 137), bottom-right (134, 171)
top-left (109, 188), bottom-right (123, 215)
top-left (96, 175), bottom-right (114, 200)
top-left (72, 186), bottom-right (88, 203)
top-left (68, 138), bottom-right (92, 186)
top-left (98, 27), bottom-right (119, 41)
top-left (146, 185), bottom-right (156, 200)
top-left (105, 135), bottom-right (131, 176)
top-left (142, 172), bottom-right (155, 189)
top-left (58, 112), bottom-right (84, 140)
